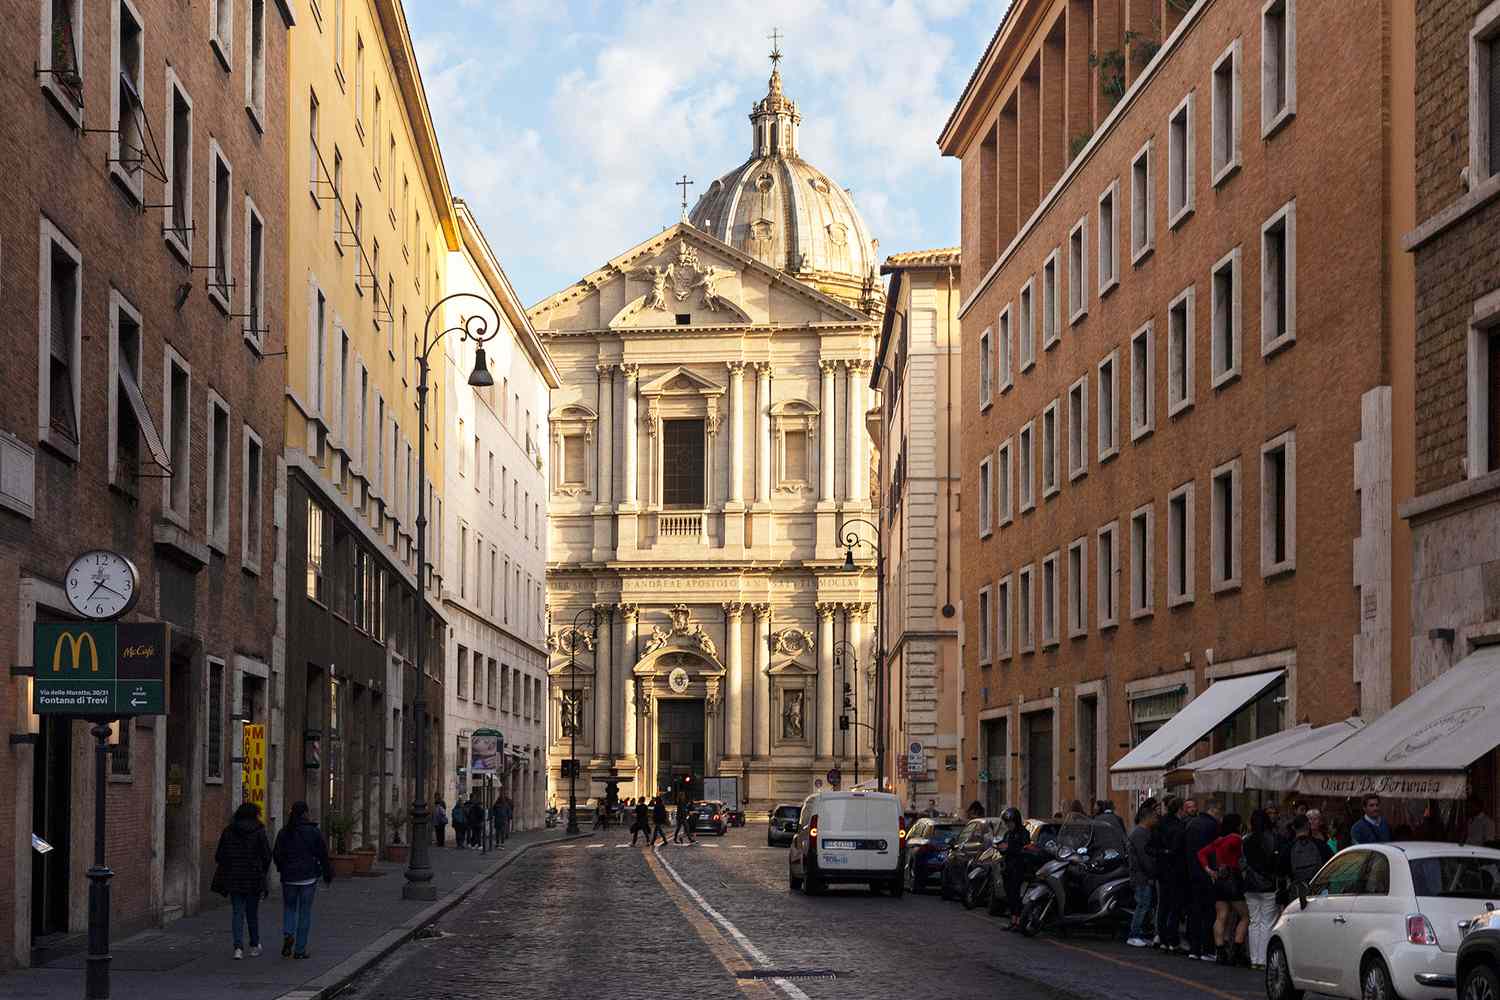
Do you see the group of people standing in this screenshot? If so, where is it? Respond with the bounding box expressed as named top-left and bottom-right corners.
top-left (431, 793), bottom-right (514, 849)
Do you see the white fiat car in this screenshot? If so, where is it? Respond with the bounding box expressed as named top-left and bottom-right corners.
top-left (787, 791), bottom-right (905, 897)
top-left (1267, 842), bottom-right (1500, 1000)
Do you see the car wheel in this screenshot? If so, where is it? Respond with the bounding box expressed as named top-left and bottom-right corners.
top-left (1265, 941), bottom-right (1303, 1000)
top-left (939, 870), bottom-right (956, 901)
top-left (768, 836), bottom-right (775, 847)
top-left (789, 872), bottom-right (802, 891)
top-left (1360, 956), bottom-right (1397, 1000)
top-left (888, 876), bottom-right (904, 899)
top-left (903, 862), bottom-right (916, 894)
top-left (987, 878), bottom-right (1007, 917)
top-left (868, 882), bottom-right (883, 895)
top-left (1464, 965), bottom-right (1500, 1000)
top-left (804, 865), bottom-right (825, 897)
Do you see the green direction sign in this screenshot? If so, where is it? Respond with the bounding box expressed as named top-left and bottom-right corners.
top-left (33, 622), bottom-right (169, 717)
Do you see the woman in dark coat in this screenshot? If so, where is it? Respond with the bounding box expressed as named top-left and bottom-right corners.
top-left (213, 802), bottom-right (273, 959)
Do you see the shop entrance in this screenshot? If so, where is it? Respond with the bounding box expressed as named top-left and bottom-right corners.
top-left (30, 715), bottom-right (72, 941)
top-left (1024, 711), bottom-right (1054, 819)
top-left (655, 698), bottom-right (705, 797)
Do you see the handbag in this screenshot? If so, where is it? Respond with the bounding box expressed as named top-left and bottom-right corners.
top-left (210, 866), bottom-right (228, 897)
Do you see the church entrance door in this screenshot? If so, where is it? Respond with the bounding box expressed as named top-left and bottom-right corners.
top-left (656, 698), bottom-right (705, 797)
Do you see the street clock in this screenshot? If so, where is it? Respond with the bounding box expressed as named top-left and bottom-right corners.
top-left (64, 550), bottom-right (141, 621)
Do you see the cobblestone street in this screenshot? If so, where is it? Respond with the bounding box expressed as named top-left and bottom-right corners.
top-left (345, 823), bottom-right (1271, 1000)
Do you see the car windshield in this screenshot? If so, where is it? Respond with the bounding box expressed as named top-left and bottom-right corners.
top-left (774, 806), bottom-right (800, 820)
top-left (1409, 856), bottom-right (1500, 899)
top-left (929, 825), bottom-right (964, 846)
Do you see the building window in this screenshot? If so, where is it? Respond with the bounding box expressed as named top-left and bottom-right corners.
top-left (1018, 564), bottom-right (1035, 654)
top-left (457, 644), bottom-right (469, 700)
top-left (1167, 285), bottom-right (1195, 417)
top-left (1068, 215), bottom-right (1088, 323)
top-left (1041, 551), bottom-right (1059, 648)
top-left (1098, 180), bottom-right (1120, 296)
top-left (1098, 350), bottom-right (1119, 462)
top-left (1097, 520), bottom-right (1119, 629)
top-left (1067, 376), bottom-right (1088, 481)
top-left (206, 659), bottom-right (225, 780)
top-left (333, 0), bottom-right (344, 69)
top-left (1211, 247), bottom-right (1242, 387)
top-left (1167, 481), bottom-right (1195, 606)
top-left (164, 72), bottom-right (193, 259)
top-left (164, 349), bottom-right (192, 522)
top-left (355, 34), bottom-right (366, 127)
top-left (208, 143), bottom-right (233, 311)
top-left (1212, 40), bottom-right (1242, 183)
top-left (1130, 322), bottom-right (1155, 441)
top-left (1042, 250), bottom-right (1060, 350)
top-left (1471, 3), bottom-right (1500, 181)
top-left (1019, 277), bottom-right (1036, 371)
top-left (1018, 421), bottom-right (1035, 512)
top-left (1130, 503), bottom-right (1154, 618)
top-left (372, 89), bottom-right (383, 168)
top-left (109, 291), bottom-right (145, 494)
top-left (997, 438), bottom-right (1013, 526)
top-left (663, 419), bottom-right (706, 507)
top-left (210, 0), bottom-right (233, 66)
top-left (1167, 91), bottom-right (1195, 228)
top-left (1130, 686), bottom-right (1185, 747)
top-left (1041, 400), bottom-right (1059, 499)
top-left (489, 660), bottom-right (498, 709)
top-left (457, 523), bottom-right (468, 598)
top-left (1211, 457), bottom-right (1241, 592)
top-left (208, 395), bottom-right (230, 551)
top-left (110, 719), bottom-right (133, 777)
top-left (998, 304), bottom-right (1014, 391)
top-left (1261, 0), bottom-right (1297, 137)
top-left (244, 198), bottom-right (265, 348)
top-left (977, 585), bottom-right (992, 665)
top-left (332, 149), bottom-right (344, 244)
top-left (354, 198), bottom-right (364, 290)
top-left (1260, 201), bottom-right (1300, 364)
top-left (1130, 140), bottom-right (1154, 264)
top-left (306, 499), bottom-right (325, 601)
top-left (308, 90), bottom-right (320, 197)
top-left (1067, 537), bottom-right (1087, 638)
top-left (39, 0), bottom-right (85, 123)
top-left (1260, 431), bottom-right (1296, 576)
top-left (978, 455), bottom-right (993, 537)
top-left (996, 575), bottom-right (1012, 658)
top-left (39, 218), bottom-right (83, 460)
top-left (1468, 312), bottom-right (1500, 476)
top-left (109, 0), bottom-right (146, 202)
top-left (488, 451), bottom-right (496, 502)
top-left (246, 0), bottom-right (266, 123)
top-left (979, 327), bottom-right (993, 409)
top-left (242, 427), bottom-right (263, 573)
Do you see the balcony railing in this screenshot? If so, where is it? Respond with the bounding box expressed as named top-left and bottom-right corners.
top-left (659, 512), bottom-right (703, 538)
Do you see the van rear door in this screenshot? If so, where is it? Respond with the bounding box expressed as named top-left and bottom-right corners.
top-left (818, 795), bottom-right (899, 874)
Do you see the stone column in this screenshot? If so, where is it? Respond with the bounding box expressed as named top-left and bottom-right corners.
top-left (845, 360), bottom-right (869, 506)
top-left (817, 603), bottom-right (835, 758)
top-left (703, 399), bottom-right (718, 545)
top-left (727, 362), bottom-right (746, 507)
top-left (621, 364), bottom-right (639, 508)
top-left (819, 360), bottom-right (837, 504)
top-left (755, 363), bottom-right (772, 505)
top-left (592, 604), bottom-right (610, 758)
top-left (848, 605), bottom-right (867, 760)
top-left (752, 604), bottom-right (771, 757)
top-left (619, 604), bottom-right (638, 761)
top-left (723, 603), bottom-right (745, 757)
top-left (595, 364), bottom-right (614, 507)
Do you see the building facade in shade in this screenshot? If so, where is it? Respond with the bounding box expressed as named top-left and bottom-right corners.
top-left (535, 61), bottom-right (883, 810)
top-left (1400, 0), bottom-right (1500, 787)
top-left (939, 0), bottom-right (1415, 815)
top-left (871, 250), bottom-right (965, 814)
top-left (0, 0), bottom-right (292, 963)
top-left (277, 0), bottom-right (455, 852)
top-left (441, 200), bottom-right (560, 831)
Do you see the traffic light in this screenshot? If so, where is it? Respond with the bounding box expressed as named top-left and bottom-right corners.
top-left (840, 714), bottom-right (850, 732)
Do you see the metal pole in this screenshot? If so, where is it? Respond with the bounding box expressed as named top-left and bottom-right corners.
top-left (85, 720), bottom-right (114, 999)
top-left (566, 637), bottom-right (579, 834)
top-left (875, 548), bottom-right (885, 790)
top-left (402, 355), bottom-right (436, 901)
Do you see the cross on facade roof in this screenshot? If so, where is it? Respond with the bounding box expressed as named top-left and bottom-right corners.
top-left (768, 28), bottom-right (783, 69)
top-left (676, 173), bottom-right (695, 219)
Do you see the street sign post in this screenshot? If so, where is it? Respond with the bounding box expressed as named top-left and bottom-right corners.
top-left (32, 622), bottom-right (169, 717)
top-left (907, 741), bottom-right (925, 775)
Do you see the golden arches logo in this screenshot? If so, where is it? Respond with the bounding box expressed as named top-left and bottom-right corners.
top-left (51, 631), bottom-right (100, 673)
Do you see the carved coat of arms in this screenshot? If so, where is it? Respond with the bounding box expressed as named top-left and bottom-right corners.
top-left (631, 240), bottom-right (737, 314)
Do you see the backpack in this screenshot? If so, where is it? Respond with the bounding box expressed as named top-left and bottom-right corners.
top-left (1290, 836), bottom-right (1325, 883)
top-left (1240, 832), bottom-right (1276, 893)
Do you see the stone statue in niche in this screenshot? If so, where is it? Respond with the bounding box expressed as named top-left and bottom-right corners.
top-left (782, 689), bottom-right (805, 740)
top-left (560, 691), bottom-right (583, 737)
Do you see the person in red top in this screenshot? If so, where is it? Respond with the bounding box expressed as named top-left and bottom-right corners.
top-left (1197, 812), bottom-right (1249, 966)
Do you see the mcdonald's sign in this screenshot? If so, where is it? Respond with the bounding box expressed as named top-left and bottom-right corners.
top-left (32, 622), bottom-right (168, 716)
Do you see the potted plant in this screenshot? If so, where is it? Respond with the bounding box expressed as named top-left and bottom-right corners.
top-left (352, 837), bottom-right (377, 875)
top-left (383, 809), bottom-right (409, 864)
top-left (327, 813), bottom-right (357, 878)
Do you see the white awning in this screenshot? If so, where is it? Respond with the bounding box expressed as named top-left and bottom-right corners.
top-left (1173, 718), bottom-right (1366, 793)
top-left (1110, 669), bottom-right (1285, 791)
top-left (1297, 645), bottom-right (1500, 800)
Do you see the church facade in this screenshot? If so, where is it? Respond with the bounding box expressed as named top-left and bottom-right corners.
top-left (533, 61), bottom-right (883, 809)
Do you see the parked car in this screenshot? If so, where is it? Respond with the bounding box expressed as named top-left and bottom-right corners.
top-left (1457, 903), bottom-right (1500, 1000)
top-left (693, 800), bottom-right (729, 836)
top-left (902, 817), bottom-right (965, 894)
top-left (789, 790), bottom-right (905, 897)
top-left (1266, 843), bottom-right (1500, 1000)
top-left (768, 804), bottom-right (801, 847)
top-left (938, 817), bottom-right (1004, 902)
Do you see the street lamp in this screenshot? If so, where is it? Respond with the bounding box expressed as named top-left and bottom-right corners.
top-left (403, 292), bottom-right (500, 902)
top-left (564, 606), bottom-right (598, 834)
top-left (832, 638), bottom-right (860, 786)
top-left (839, 517), bottom-right (885, 789)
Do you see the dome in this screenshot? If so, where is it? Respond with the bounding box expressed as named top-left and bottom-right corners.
top-left (688, 55), bottom-right (881, 312)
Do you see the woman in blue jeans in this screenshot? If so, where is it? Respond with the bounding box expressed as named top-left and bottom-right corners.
top-left (212, 802), bottom-right (272, 959)
top-left (272, 801), bottom-right (333, 959)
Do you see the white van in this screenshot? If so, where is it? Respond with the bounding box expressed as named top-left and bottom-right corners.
top-left (787, 791), bottom-right (905, 897)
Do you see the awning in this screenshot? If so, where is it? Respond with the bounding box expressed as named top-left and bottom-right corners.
top-left (1168, 718), bottom-right (1365, 793)
top-left (119, 364), bottom-right (172, 473)
top-left (1297, 645), bottom-right (1500, 800)
top-left (1110, 669), bottom-right (1285, 791)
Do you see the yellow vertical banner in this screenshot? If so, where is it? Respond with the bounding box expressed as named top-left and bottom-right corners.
top-left (243, 723), bottom-right (266, 816)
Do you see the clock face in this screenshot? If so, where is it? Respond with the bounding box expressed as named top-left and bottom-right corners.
top-left (65, 550), bottom-right (140, 620)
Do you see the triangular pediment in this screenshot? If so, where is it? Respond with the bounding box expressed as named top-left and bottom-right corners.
top-left (769, 659), bottom-right (817, 676)
top-left (639, 366), bottom-right (723, 396)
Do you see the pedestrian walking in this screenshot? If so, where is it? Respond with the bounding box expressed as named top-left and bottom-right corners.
top-left (495, 796), bottom-right (512, 845)
top-left (651, 797), bottom-right (670, 846)
top-left (272, 801), bottom-right (333, 960)
top-left (432, 798), bottom-right (448, 847)
top-left (1242, 809), bottom-right (1285, 970)
top-left (683, 801), bottom-right (699, 844)
top-left (1155, 796), bottom-right (1188, 953)
top-left (1197, 812), bottom-right (1249, 966)
top-left (1350, 794), bottom-right (1393, 844)
top-left (468, 795), bottom-right (483, 847)
top-left (451, 797), bottom-right (468, 850)
top-left (996, 807), bottom-right (1031, 929)
top-left (673, 797), bottom-right (691, 843)
top-left (212, 802), bottom-right (272, 960)
top-left (632, 799), bottom-right (650, 846)
top-left (1126, 803), bottom-right (1160, 947)
top-left (1095, 799), bottom-right (1126, 835)
top-left (1183, 800), bottom-right (1220, 961)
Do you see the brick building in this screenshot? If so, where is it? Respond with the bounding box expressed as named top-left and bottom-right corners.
top-left (0, 0), bottom-right (292, 964)
top-left (939, 0), bottom-right (1415, 816)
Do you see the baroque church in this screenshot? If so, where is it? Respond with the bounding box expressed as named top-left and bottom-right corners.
top-left (533, 52), bottom-right (883, 809)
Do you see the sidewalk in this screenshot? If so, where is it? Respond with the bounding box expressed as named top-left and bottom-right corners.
top-left (0, 828), bottom-right (588, 1000)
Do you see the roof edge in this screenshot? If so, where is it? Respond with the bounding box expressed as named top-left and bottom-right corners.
top-left (454, 200), bottom-right (562, 389)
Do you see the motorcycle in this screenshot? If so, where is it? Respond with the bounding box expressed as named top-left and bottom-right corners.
top-left (1017, 818), bottom-right (1135, 937)
top-left (963, 842), bottom-right (998, 910)
top-left (986, 830), bottom-right (1056, 918)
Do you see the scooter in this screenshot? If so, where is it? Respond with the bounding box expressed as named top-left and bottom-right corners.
top-left (1016, 837), bottom-right (1134, 937)
top-left (962, 848), bottom-right (996, 910)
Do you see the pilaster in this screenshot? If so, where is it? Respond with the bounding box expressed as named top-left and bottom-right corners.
top-left (817, 603), bottom-right (836, 758)
top-left (752, 603), bottom-right (772, 757)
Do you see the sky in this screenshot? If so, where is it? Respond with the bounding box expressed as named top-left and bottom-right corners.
top-left (405, 0), bottom-right (1008, 308)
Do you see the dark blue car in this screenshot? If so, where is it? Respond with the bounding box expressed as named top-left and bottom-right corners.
top-left (902, 817), bottom-right (965, 894)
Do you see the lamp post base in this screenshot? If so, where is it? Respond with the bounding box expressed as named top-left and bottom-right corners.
top-left (401, 881), bottom-right (437, 902)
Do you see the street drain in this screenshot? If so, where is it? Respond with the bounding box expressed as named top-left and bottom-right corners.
top-left (736, 969), bottom-right (850, 981)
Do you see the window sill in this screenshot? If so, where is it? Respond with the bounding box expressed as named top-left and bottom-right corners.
top-left (1168, 203), bottom-right (1194, 231)
top-left (205, 776), bottom-right (226, 787)
top-left (998, 515), bottom-right (1012, 529)
top-left (40, 81), bottom-right (85, 128)
top-left (110, 165), bottom-right (145, 207)
top-left (1019, 645), bottom-right (1035, 657)
top-left (979, 397), bottom-right (992, 414)
top-left (1069, 627), bottom-right (1088, 641)
top-left (208, 535), bottom-right (228, 557)
top-left (1130, 606), bottom-right (1154, 621)
top-left (165, 230), bottom-right (193, 266)
top-left (999, 379), bottom-right (1014, 395)
top-left (243, 332), bottom-right (264, 357)
top-left (1041, 638), bottom-right (1059, 651)
top-left (1131, 242), bottom-right (1155, 268)
top-left (1168, 592), bottom-right (1194, 609)
top-left (210, 35), bottom-right (233, 73)
top-left (1212, 159), bottom-right (1241, 188)
top-left (979, 528), bottom-right (993, 541)
top-left (1405, 170), bottom-right (1500, 251)
top-left (1021, 358), bottom-right (1036, 374)
top-left (246, 103), bottom-right (266, 135)
top-left (1043, 333), bottom-right (1060, 352)
top-left (1069, 305), bottom-right (1088, 326)
top-left (1168, 397), bottom-right (1193, 419)
top-left (1043, 483), bottom-right (1059, 501)
top-left (1099, 274), bottom-right (1119, 298)
top-left (208, 285), bottom-right (232, 315)
top-left (1099, 618), bottom-right (1119, 631)
top-left (38, 430), bottom-right (81, 465)
top-left (978, 660), bottom-right (992, 670)
top-left (1261, 560), bottom-right (1295, 581)
top-left (1210, 367), bottom-right (1241, 392)
top-left (242, 559), bottom-right (262, 578)
top-left (1211, 577), bottom-right (1241, 595)
top-left (1261, 106), bottom-right (1295, 142)
top-left (107, 772), bottom-right (134, 784)
top-left (1261, 332), bottom-right (1296, 359)
top-left (1130, 423), bottom-right (1154, 444)
top-left (1098, 445), bottom-right (1119, 464)
top-left (1020, 501), bottom-right (1035, 515)
top-left (1068, 464), bottom-right (1087, 483)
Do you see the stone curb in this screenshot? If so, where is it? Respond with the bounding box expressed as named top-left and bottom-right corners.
top-left (272, 831), bottom-right (593, 1000)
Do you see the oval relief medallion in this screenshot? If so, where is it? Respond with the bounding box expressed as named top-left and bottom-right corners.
top-left (668, 667), bottom-right (690, 694)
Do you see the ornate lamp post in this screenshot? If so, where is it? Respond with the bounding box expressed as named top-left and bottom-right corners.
top-left (564, 606), bottom-right (598, 834)
top-left (832, 638), bottom-right (859, 786)
top-left (403, 292), bottom-right (500, 901)
top-left (840, 517), bottom-right (884, 788)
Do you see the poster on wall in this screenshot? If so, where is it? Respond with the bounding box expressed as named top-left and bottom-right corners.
top-left (243, 723), bottom-right (267, 817)
top-left (470, 729), bottom-right (503, 775)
